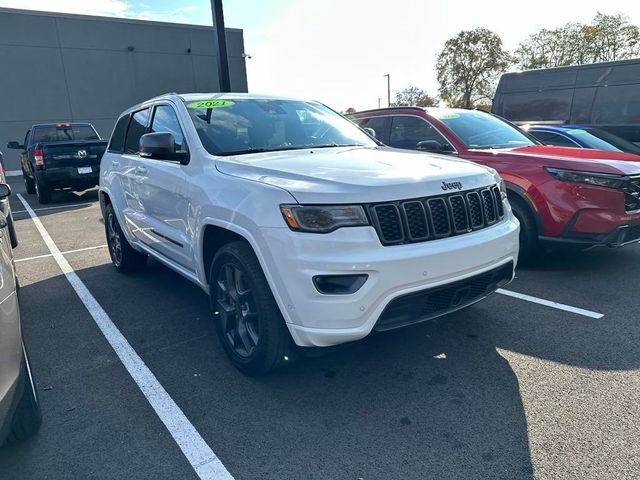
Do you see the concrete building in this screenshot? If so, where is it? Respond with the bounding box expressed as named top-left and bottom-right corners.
top-left (0, 7), bottom-right (248, 172)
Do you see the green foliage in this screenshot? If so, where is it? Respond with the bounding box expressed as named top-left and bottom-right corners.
top-left (436, 28), bottom-right (511, 109)
top-left (391, 86), bottom-right (438, 107)
top-left (515, 13), bottom-right (640, 70)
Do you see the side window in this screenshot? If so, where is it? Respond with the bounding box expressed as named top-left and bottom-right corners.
top-left (124, 108), bottom-right (150, 154)
top-left (592, 85), bottom-right (640, 124)
top-left (150, 105), bottom-right (186, 152)
top-left (108, 115), bottom-right (130, 153)
top-left (23, 130), bottom-right (30, 148)
top-left (356, 117), bottom-right (388, 142)
top-left (389, 116), bottom-right (450, 150)
top-left (533, 131), bottom-right (579, 147)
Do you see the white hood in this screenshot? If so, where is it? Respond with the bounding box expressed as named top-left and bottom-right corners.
top-left (215, 146), bottom-right (498, 204)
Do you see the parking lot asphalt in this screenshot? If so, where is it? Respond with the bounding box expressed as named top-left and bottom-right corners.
top-left (0, 177), bottom-right (639, 480)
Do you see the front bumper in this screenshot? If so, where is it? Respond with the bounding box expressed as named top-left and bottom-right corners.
top-left (259, 214), bottom-right (520, 347)
top-left (540, 222), bottom-right (640, 248)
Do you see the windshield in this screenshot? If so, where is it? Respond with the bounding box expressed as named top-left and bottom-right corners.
top-left (581, 128), bottom-right (640, 155)
top-left (431, 110), bottom-right (537, 149)
top-left (183, 98), bottom-right (377, 156)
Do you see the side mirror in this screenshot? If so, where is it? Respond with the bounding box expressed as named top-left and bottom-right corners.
top-left (139, 133), bottom-right (189, 165)
top-left (6, 141), bottom-right (23, 150)
top-left (363, 127), bottom-right (377, 139)
top-left (0, 183), bottom-right (11, 199)
top-left (416, 140), bottom-right (446, 153)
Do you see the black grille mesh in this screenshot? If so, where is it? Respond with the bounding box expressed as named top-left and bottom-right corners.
top-left (369, 185), bottom-right (506, 246)
top-left (373, 204), bottom-right (403, 243)
top-left (403, 202), bottom-right (428, 239)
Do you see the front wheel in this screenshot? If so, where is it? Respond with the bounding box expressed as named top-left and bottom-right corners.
top-left (210, 241), bottom-right (295, 375)
top-left (104, 203), bottom-right (147, 273)
top-left (510, 195), bottom-right (539, 264)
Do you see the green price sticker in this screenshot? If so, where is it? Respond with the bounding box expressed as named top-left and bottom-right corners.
top-left (187, 100), bottom-right (235, 109)
top-left (436, 112), bottom-right (460, 120)
top-left (566, 129), bottom-right (587, 135)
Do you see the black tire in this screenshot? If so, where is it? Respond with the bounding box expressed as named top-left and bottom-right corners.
top-left (509, 195), bottom-right (539, 264)
top-left (5, 347), bottom-right (42, 445)
top-left (7, 210), bottom-right (18, 248)
top-left (34, 178), bottom-right (51, 204)
top-left (104, 203), bottom-right (147, 273)
top-left (23, 173), bottom-right (35, 195)
top-left (210, 241), bottom-right (295, 375)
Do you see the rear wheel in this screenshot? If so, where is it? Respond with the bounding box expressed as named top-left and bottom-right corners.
top-left (210, 241), bottom-right (295, 375)
top-left (34, 178), bottom-right (51, 204)
top-left (5, 347), bottom-right (42, 445)
top-left (23, 173), bottom-right (35, 195)
top-left (510, 195), bottom-right (539, 264)
top-left (104, 203), bottom-right (147, 273)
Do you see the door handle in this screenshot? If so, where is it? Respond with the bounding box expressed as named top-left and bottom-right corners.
top-left (135, 166), bottom-right (148, 175)
top-left (112, 159), bottom-right (120, 167)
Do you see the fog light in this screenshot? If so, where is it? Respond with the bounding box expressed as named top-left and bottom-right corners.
top-left (313, 274), bottom-right (368, 295)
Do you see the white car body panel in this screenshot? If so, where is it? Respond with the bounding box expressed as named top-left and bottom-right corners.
top-left (100, 93), bottom-right (520, 347)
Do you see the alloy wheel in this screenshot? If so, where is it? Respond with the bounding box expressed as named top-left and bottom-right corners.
top-left (107, 212), bottom-right (123, 267)
top-left (216, 263), bottom-right (259, 358)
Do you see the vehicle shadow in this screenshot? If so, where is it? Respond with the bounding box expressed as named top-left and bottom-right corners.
top-left (8, 260), bottom-right (537, 480)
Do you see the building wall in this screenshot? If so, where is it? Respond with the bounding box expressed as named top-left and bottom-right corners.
top-left (0, 7), bottom-right (248, 172)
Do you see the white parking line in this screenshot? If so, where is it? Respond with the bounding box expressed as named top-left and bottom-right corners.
top-left (12, 201), bottom-right (97, 214)
top-left (497, 288), bottom-right (604, 319)
top-left (15, 244), bottom-right (108, 263)
top-left (16, 194), bottom-right (234, 480)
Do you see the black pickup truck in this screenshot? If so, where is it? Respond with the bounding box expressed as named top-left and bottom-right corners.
top-left (7, 123), bottom-right (108, 204)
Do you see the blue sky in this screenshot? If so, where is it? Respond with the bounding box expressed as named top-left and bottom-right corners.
top-left (1, 0), bottom-right (639, 111)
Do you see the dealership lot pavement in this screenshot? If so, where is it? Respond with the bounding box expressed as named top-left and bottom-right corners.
top-left (1, 178), bottom-right (639, 480)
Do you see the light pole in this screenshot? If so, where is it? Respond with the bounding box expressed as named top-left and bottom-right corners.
top-left (384, 74), bottom-right (390, 107)
top-left (210, 0), bottom-right (231, 92)
top-left (378, 97), bottom-right (381, 108)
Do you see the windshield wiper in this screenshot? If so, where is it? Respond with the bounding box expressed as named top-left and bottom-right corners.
top-left (217, 144), bottom-right (367, 156)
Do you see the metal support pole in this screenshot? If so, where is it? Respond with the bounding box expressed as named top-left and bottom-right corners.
top-left (211, 0), bottom-right (231, 92)
top-left (384, 74), bottom-right (390, 107)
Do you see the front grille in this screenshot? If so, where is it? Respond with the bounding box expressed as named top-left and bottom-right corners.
top-left (375, 262), bottom-right (514, 331)
top-left (624, 177), bottom-right (640, 212)
top-left (369, 185), bottom-right (506, 246)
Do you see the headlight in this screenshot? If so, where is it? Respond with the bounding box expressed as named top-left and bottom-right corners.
top-left (280, 205), bottom-right (369, 233)
top-left (545, 168), bottom-right (628, 189)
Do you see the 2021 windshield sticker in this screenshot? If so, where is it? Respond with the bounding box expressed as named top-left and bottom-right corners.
top-left (186, 100), bottom-right (235, 109)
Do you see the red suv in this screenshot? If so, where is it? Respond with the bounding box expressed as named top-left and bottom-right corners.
top-left (352, 107), bottom-right (640, 259)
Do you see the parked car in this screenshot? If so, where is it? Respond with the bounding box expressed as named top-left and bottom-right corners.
top-left (351, 107), bottom-right (640, 260)
top-left (523, 125), bottom-right (640, 155)
top-left (100, 94), bottom-right (519, 374)
top-left (0, 151), bottom-right (17, 247)
top-left (491, 58), bottom-right (640, 145)
top-left (7, 123), bottom-right (108, 204)
top-left (0, 183), bottom-right (41, 446)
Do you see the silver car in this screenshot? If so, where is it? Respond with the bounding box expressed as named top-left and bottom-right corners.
top-left (0, 183), bottom-right (40, 445)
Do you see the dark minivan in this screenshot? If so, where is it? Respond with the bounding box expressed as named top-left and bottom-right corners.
top-left (492, 58), bottom-right (640, 145)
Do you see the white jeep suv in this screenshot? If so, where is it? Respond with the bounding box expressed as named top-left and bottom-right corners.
top-left (99, 93), bottom-right (519, 374)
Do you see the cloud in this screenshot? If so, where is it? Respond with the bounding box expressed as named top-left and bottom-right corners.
top-left (0, 0), bottom-right (198, 24)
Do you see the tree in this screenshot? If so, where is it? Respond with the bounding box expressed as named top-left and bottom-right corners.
top-left (514, 24), bottom-right (588, 70)
top-left (391, 86), bottom-right (437, 107)
top-left (344, 107), bottom-right (356, 114)
top-left (436, 28), bottom-right (511, 109)
top-left (584, 13), bottom-right (640, 62)
top-left (514, 13), bottom-right (640, 70)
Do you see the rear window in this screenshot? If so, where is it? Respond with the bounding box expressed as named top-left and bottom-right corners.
top-left (33, 125), bottom-right (99, 143)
